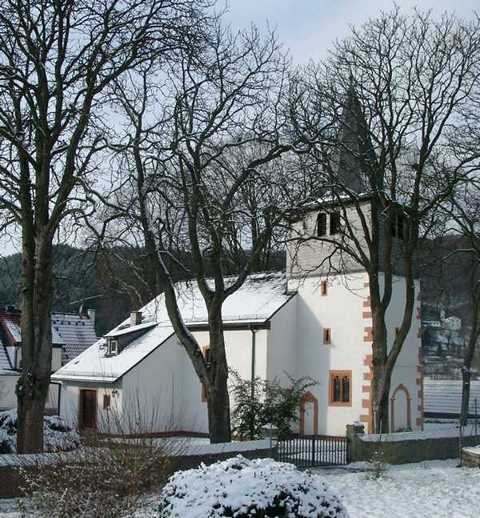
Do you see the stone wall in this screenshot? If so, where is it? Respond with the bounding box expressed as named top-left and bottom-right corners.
top-left (347, 423), bottom-right (480, 465)
top-left (0, 440), bottom-right (277, 499)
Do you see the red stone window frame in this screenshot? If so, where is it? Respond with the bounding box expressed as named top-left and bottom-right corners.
top-left (320, 281), bottom-right (328, 296)
top-left (329, 370), bottom-right (352, 407)
top-left (323, 328), bottom-right (331, 344)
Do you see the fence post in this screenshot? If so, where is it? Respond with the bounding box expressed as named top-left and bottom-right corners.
top-left (346, 422), bottom-right (365, 463)
top-left (475, 398), bottom-right (478, 436)
top-left (311, 435), bottom-right (316, 465)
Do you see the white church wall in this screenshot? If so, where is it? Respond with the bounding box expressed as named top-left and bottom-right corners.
top-left (381, 274), bottom-right (422, 431)
top-left (293, 272), bottom-right (369, 436)
top-left (122, 327), bottom-right (269, 435)
top-left (266, 296), bottom-right (298, 383)
top-left (191, 327), bottom-right (269, 429)
top-left (287, 201), bottom-right (372, 279)
top-left (123, 334), bottom-right (206, 434)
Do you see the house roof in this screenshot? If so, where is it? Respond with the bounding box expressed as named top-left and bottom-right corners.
top-left (53, 273), bottom-right (293, 383)
top-left (0, 309), bottom-right (97, 365)
top-left (0, 340), bottom-right (13, 372)
top-left (51, 313), bottom-right (98, 362)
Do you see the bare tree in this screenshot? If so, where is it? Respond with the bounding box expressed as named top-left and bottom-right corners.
top-left (289, 8), bottom-right (480, 432)
top-left (439, 183), bottom-right (480, 425)
top-left (94, 22), bottom-right (312, 442)
top-left (0, 0), bottom-right (211, 452)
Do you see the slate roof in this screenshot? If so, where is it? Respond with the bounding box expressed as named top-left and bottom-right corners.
top-left (51, 314), bottom-right (98, 363)
top-left (0, 310), bottom-right (98, 367)
top-left (0, 340), bottom-right (13, 373)
top-left (53, 273), bottom-right (294, 384)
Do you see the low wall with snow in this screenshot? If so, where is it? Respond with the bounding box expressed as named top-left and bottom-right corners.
top-left (0, 439), bottom-right (276, 498)
top-left (348, 424), bottom-right (480, 464)
top-left (168, 439), bottom-right (276, 473)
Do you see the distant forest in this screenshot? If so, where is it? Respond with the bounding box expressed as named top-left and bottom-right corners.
top-left (0, 237), bottom-right (476, 337)
top-left (0, 245), bottom-right (285, 335)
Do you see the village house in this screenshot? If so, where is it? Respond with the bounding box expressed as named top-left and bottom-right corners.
top-left (52, 88), bottom-right (423, 438)
top-left (0, 306), bottom-right (98, 412)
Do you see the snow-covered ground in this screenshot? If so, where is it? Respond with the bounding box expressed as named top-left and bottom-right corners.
top-left (319, 459), bottom-right (480, 518)
top-left (1, 458), bottom-right (479, 517)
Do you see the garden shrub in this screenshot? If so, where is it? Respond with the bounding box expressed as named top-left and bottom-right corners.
top-left (230, 372), bottom-right (317, 440)
top-left (20, 435), bottom-right (172, 518)
top-left (158, 455), bottom-right (349, 517)
top-left (0, 409), bottom-right (80, 453)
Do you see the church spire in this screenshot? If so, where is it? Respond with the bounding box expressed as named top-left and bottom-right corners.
top-left (335, 78), bottom-right (378, 194)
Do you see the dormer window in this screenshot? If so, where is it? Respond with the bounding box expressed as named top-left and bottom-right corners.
top-left (317, 213), bottom-right (327, 236)
top-left (106, 338), bottom-right (118, 356)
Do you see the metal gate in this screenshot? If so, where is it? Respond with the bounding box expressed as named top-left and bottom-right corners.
top-left (277, 435), bottom-right (350, 468)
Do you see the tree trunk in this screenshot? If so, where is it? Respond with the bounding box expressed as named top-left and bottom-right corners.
top-left (16, 232), bottom-right (54, 453)
top-left (370, 281), bottom-right (390, 433)
top-left (207, 380), bottom-right (231, 443)
top-left (206, 307), bottom-right (231, 443)
top-left (371, 363), bottom-right (391, 433)
top-left (460, 280), bottom-right (480, 427)
top-left (460, 329), bottom-right (478, 426)
top-left (460, 367), bottom-right (471, 427)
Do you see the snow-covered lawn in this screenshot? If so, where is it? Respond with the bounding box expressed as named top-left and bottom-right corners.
top-left (1, 458), bottom-right (479, 517)
top-left (320, 459), bottom-right (480, 518)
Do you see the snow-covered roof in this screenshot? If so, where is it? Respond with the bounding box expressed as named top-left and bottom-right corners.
top-left (0, 310), bottom-right (97, 366)
top-left (53, 273), bottom-right (293, 383)
top-left (138, 272), bottom-right (292, 326)
top-left (51, 313), bottom-right (98, 362)
top-left (52, 324), bottom-right (174, 383)
top-left (4, 320), bottom-right (21, 343)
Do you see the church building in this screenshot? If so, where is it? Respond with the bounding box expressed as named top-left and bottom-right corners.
top-left (52, 89), bottom-right (423, 437)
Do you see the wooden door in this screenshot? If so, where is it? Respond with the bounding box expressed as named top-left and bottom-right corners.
top-left (299, 392), bottom-right (318, 436)
top-left (79, 389), bottom-right (97, 430)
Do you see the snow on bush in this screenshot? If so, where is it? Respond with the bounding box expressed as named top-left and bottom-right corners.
top-left (0, 409), bottom-right (80, 453)
top-left (158, 455), bottom-right (348, 518)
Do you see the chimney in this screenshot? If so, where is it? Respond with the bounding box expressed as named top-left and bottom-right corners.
top-left (130, 311), bottom-right (142, 327)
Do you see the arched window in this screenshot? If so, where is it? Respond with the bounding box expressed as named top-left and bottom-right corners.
top-left (330, 212), bottom-right (341, 235)
top-left (329, 370), bottom-right (352, 406)
top-left (341, 376), bottom-right (350, 403)
top-left (317, 212), bottom-right (327, 236)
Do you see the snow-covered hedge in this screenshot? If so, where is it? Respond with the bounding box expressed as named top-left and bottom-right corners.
top-left (0, 409), bottom-right (80, 453)
top-left (158, 455), bottom-right (348, 518)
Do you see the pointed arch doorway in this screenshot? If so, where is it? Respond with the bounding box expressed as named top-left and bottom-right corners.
top-left (299, 391), bottom-right (318, 436)
top-left (390, 384), bottom-right (412, 432)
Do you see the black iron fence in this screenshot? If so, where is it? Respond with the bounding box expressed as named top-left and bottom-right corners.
top-left (277, 434), bottom-right (350, 468)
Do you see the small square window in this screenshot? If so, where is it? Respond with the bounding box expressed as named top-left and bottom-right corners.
top-left (323, 328), bottom-right (331, 344)
top-left (320, 281), bottom-right (328, 296)
top-left (103, 394), bottom-right (111, 410)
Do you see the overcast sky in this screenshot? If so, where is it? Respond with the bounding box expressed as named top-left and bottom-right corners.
top-left (1, 1), bottom-right (478, 257)
top-left (226, 0), bottom-right (478, 64)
